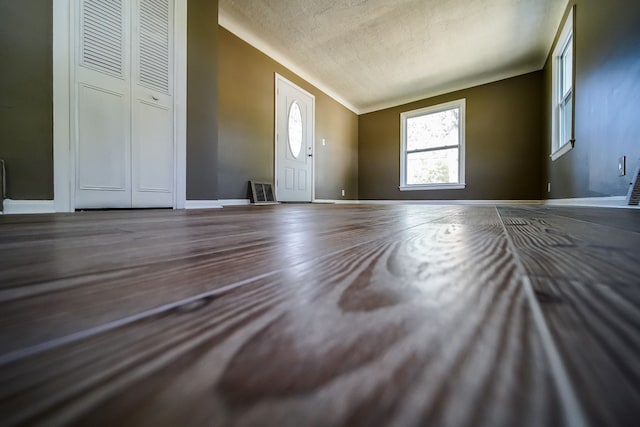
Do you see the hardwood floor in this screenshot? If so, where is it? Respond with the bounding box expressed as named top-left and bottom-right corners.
top-left (498, 206), bottom-right (640, 426)
top-left (0, 203), bottom-right (638, 426)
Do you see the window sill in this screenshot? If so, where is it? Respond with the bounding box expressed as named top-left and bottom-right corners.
top-left (550, 140), bottom-right (575, 161)
top-left (399, 183), bottom-right (466, 191)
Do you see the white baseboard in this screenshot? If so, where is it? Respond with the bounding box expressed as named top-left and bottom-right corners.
top-left (184, 200), bottom-right (223, 209)
top-left (2, 197), bottom-right (637, 213)
top-left (196, 199), bottom-right (546, 207)
top-left (219, 199), bottom-right (251, 206)
top-left (2, 199), bottom-right (56, 214)
top-left (317, 198), bottom-right (639, 209)
top-left (313, 199), bottom-right (356, 204)
top-left (544, 196), bottom-right (639, 209)
top-left (354, 199), bottom-right (543, 205)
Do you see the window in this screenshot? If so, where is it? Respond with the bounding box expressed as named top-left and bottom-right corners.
top-left (400, 99), bottom-right (466, 190)
top-left (288, 101), bottom-right (303, 158)
top-left (551, 6), bottom-right (575, 161)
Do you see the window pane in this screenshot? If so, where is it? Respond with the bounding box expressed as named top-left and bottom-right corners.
top-left (407, 108), bottom-right (459, 151)
top-left (560, 93), bottom-right (572, 146)
top-left (288, 101), bottom-right (303, 158)
top-left (561, 36), bottom-right (572, 97)
top-left (407, 148), bottom-right (459, 185)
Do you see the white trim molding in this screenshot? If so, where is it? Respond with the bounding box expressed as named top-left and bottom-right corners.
top-left (219, 9), bottom-right (545, 115)
top-left (313, 199), bottom-right (357, 204)
top-left (316, 200), bottom-right (543, 205)
top-left (550, 5), bottom-right (575, 162)
top-left (360, 200), bottom-right (543, 205)
top-left (219, 199), bottom-right (251, 206)
top-left (184, 200), bottom-right (223, 209)
top-left (53, 0), bottom-right (72, 213)
top-left (173, 0), bottom-right (187, 209)
top-left (5, 198), bottom-right (638, 212)
top-left (545, 196), bottom-right (640, 209)
top-left (219, 11), bottom-right (357, 114)
top-left (550, 140), bottom-right (574, 161)
top-left (399, 184), bottom-right (466, 191)
top-left (2, 200), bottom-right (56, 215)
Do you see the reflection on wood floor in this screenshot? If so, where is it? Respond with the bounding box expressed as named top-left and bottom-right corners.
top-left (1, 203), bottom-right (639, 426)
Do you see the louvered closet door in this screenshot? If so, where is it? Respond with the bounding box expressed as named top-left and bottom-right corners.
top-left (76, 0), bottom-right (132, 208)
top-left (74, 0), bottom-right (174, 209)
top-left (131, 0), bottom-right (174, 207)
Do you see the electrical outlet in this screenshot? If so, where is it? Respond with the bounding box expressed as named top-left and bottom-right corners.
top-left (618, 156), bottom-right (626, 176)
top-left (341, 189), bottom-right (345, 197)
top-left (322, 138), bottom-right (326, 146)
top-left (547, 182), bottom-right (551, 193)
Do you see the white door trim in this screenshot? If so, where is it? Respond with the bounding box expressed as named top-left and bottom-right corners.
top-left (52, 0), bottom-right (187, 212)
top-left (53, 0), bottom-right (71, 213)
top-left (274, 73), bottom-right (315, 202)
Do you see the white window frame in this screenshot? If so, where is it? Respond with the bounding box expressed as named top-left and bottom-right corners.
top-left (399, 99), bottom-right (466, 191)
top-left (551, 6), bottom-right (575, 161)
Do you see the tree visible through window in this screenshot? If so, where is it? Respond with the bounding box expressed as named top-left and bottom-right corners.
top-left (400, 99), bottom-right (466, 190)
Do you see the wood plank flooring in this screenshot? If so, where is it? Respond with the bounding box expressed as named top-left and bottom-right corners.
top-left (0, 203), bottom-right (638, 426)
top-left (497, 205), bottom-right (640, 426)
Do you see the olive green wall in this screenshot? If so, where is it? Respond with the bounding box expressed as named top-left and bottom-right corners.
top-left (543, 0), bottom-right (640, 199)
top-left (359, 72), bottom-right (543, 200)
top-left (187, 0), bottom-right (219, 200)
top-left (218, 27), bottom-right (358, 200)
top-left (0, 0), bottom-right (53, 200)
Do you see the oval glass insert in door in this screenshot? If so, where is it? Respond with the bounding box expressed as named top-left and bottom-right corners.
top-left (288, 101), bottom-right (303, 158)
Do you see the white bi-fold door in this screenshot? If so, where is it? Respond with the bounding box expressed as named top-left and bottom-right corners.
top-left (75, 0), bottom-right (174, 209)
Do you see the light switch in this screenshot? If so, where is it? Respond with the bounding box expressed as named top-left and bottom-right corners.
top-left (619, 156), bottom-right (626, 176)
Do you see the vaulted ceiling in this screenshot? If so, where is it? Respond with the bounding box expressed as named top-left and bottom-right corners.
top-left (219, 0), bottom-right (567, 114)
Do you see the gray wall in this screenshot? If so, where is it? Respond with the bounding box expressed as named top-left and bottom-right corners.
top-left (218, 27), bottom-right (358, 200)
top-left (186, 0), bottom-right (219, 200)
top-left (0, 0), bottom-right (53, 200)
top-left (359, 72), bottom-right (544, 200)
top-left (543, 0), bottom-right (640, 198)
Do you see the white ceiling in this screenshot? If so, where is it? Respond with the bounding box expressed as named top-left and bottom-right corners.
top-left (219, 0), bottom-right (568, 114)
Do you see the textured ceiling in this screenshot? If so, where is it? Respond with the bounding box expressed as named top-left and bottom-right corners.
top-left (219, 0), bottom-right (568, 114)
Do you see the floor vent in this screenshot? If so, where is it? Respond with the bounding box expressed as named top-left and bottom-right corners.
top-left (627, 160), bottom-right (640, 206)
top-left (249, 181), bottom-right (278, 205)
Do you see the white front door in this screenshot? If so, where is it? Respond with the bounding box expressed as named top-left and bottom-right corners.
top-left (74, 0), bottom-right (174, 209)
top-left (275, 74), bottom-right (314, 202)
